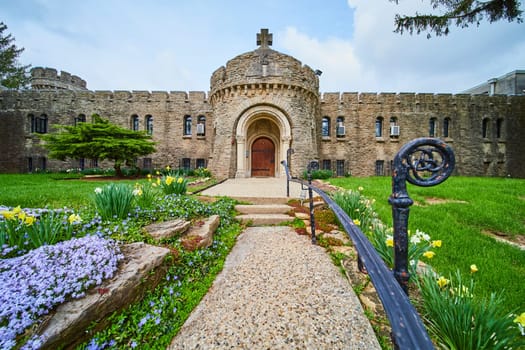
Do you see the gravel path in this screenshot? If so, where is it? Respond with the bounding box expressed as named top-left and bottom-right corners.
top-left (169, 226), bottom-right (380, 349)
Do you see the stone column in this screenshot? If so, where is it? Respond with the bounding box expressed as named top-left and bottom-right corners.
top-left (235, 135), bottom-right (247, 178)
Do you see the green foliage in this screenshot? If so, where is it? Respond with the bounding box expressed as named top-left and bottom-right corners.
top-left (417, 271), bottom-right (525, 349)
top-left (93, 183), bottom-right (135, 220)
top-left (39, 114), bottom-right (156, 177)
top-left (194, 167), bottom-right (212, 178)
top-left (391, 0), bottom-right (523, 38)
top-left (0, 207), bottom-right (82, 257)
top-left (0, 22), bottom-right (30, 89)
top-left (159, 172), bottom-right (188, 195)
top-left (302, 169), bottom-right (333, 179)
top-left (329, 176), bottom-right (525, 314)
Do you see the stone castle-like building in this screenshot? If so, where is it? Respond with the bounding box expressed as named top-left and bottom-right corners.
top-left (1, 29), bottom-right (524, 178)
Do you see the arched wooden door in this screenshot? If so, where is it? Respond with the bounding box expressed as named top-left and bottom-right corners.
top-left (251, 137), bottom-right (275, 177)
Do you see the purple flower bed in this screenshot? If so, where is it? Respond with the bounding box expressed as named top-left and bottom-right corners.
top-left (0, 235), bottom-right (124, 350)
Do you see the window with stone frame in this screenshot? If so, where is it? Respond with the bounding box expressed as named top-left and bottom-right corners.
top-left (74, 114), bottom-right (86, 126)
top-left (336, 116), bottom-right (345, 137)
top-left (322, 159), bottom-right (332, 171)
top-left (196, 158), bottom-right (206, 169)
top-left (32, 114), bottom-right (48, 134)
top-left (336, 160), bottom-right (345, 177)
top-left (496, 118), bottom-right (504, 139)
top-left (482, 118), bottom-right (490, 138)
top-left (375, 160), bottom-right (385, 176)
top-left (429, 117), bottom-right (437, 137)
top-left (321, 117), bottom-right (331, 137)
top-left (184, 115), bottom-right (192, 136)
top-left (197, 115), bottom-right (206, 136)
top-left (389, 117), bottom-right (399, 138)
top-left (443, 117), bottom-right (451, 138)
top-left (131, 115), bottom-right (139, 131)
top-left (375, 117), bottom-right (383, 137)
top-left (181, 158), bottom-right (191, 170)
top-left (145, 115), bottom-right (153, 135)
top-left (143, 158), bottom-right (152, 169)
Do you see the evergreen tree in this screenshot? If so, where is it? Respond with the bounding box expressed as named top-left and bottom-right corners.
top-left (40, 114), bottom-right (157, 177)
top-left (0, 22), bottom-right (30, 89)
top-left (391, 0), bottom-right (523, 37)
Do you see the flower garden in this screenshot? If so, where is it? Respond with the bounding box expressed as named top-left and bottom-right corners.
top-left (0, 168), bottom-right (242, 349)
top-left (1, 170), bottom-right (524, 349)
top-left (330, 177), bottom-right (525, 349)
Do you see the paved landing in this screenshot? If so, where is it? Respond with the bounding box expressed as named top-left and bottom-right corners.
top-left (200, 177), bottom-right (306, 200)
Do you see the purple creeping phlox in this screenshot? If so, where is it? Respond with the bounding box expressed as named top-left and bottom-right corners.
top-left (0, 235), bottom-right (124, 349)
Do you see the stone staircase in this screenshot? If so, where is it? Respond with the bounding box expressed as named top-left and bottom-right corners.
top-left (235, 204), bottom-right (294, 226)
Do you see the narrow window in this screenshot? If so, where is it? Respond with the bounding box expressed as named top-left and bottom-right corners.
top-left (482, 118), bottom-right (490, 138)
top-left (321, 117), bottom-right (330, 137)
top-left (375, 117), bottom-right (383, 137)
top-left (40, 157), bottom-right (47, 171)
top-left (336, 116), bottom-right (345, 137)
top-left (182, 158), bottom-right (191, 169)
top-left (28, 114), bottom-right (35, 133)
top-left (496, 118), bottom-right (504, 139)
top-left (196, 158), bottom-right (206, 169)
top-left (184, 115), bottom-right (192, 136)
top-left (79, 158), bottom-right (85, 171)
top-left (322, 159), bottom-right (331, 171)
top-left (75, 114), bottom-right (86, 126)
top-left (389, 117), bottom-right (399, 137)
top-left (429, 118), bottom-right (437, 137)
top-left (28, 157), bottom-right (33, 172)
top-left (34, 114), bottom-right (48, 134)
top-left (443, 118), bottom-right (451, 138)
top-left (90, 159), bottom-right (99, 168)
top-left (336, 160), bottom-right (345, 177)
top-left (197, 115), bottom-right (206, 136)
top-left (375, 160), bottom-right (384, 176)
top-left (131, 115), bottom-right (139, 131)
top-left (145, 115), bottom-right (153, 135)
top-left (143, 158), bottom-right (152, 169)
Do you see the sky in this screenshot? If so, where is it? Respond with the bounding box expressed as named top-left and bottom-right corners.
top-left (2, 0), bottom-right (524, 94)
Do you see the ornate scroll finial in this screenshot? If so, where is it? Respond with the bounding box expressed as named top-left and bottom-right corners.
top-left (257, 28), bottom-right (273, 49)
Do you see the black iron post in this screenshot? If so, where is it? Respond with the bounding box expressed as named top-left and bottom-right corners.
top-left (286, 148), bottom-right (294, 197)
top-left (389, 138), bottom-right (455, 295)
top-left (307, 160), bottom-right (319, 244)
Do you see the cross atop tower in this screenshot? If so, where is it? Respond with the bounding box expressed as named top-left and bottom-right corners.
top-left (256, 28), bottom-right (272, 49)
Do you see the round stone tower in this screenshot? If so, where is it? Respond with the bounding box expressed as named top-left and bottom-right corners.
top-left (209, 29), bottom-right (320, 178)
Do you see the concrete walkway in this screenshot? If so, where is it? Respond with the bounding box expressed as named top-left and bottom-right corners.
top-left (199, 177), bottom-right (306, 200)
top-left (172, 177), bottom-right (381, 349)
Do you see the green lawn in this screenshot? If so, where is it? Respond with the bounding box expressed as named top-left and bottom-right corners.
top-left (329, 176), bottom-right (525, 314)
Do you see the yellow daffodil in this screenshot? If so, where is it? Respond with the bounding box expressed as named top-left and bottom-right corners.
top-left (358, 186), bottom-right (364, 191)
top-left (431, 240), bottom-right (442, 248)
top-left (437, 276), bottom-right (449, 288)
top-left (24, 215), bottom-right (35, 226)
top-left (166, 165), bottom-right (171, 171)
top-left (514, 312), bottom-right (525, 326)
top-left (12, 206), bottom-right (22, 214)
top-left (156, 171), bottom-right (160, 175)
top-left (152, 183), bottom-right (157, 187)
top-left (68, 214), bottom-right (81, 224)
top-left (17, 210), bottom-right (26, 221)
top-left (165, 176), bottom-right (174, 185)
top-left (177, 177), bottom-right (183, 184)
top-left (386, 235), bottom-right (394, 247)
top-left (470, 264), bottom-right (478, 273)
top-left (1, 211), bottom-right (16, 220)
top-left (423, 251), bottom-right (436, 259)
top-left (156, 178), bottom-right (161, 186)
top-left (147, 174), bottom-right (152, 181)
top-left (353, 219), bottom-right (361, 226)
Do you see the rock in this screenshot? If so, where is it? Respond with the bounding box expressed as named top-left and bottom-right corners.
top-left (295, 212), bottom-right (310, 220)
top-left (36, 242), bottom-right (171, 350)
top-left (324, 230), bottom-right (351, 245)
top-left (143, 219), bottom-right (191, 240)
top-left (181, 215), bottom-right (220, 251)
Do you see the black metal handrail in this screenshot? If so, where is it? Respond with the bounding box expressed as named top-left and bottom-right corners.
top-left (280, 138), bottom-right (455, 349)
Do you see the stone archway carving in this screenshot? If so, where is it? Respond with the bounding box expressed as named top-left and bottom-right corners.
top-left (235, 105), bottom-right (291, 178)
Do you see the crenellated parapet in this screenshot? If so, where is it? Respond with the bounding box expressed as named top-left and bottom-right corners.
top-left (30, 67), bottom-right (88, 91)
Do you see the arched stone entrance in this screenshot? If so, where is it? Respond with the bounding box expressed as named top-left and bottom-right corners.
top-left (251, 137), bottom-right (275, 177)
top-left (235, 105), bottom-right (291, 178)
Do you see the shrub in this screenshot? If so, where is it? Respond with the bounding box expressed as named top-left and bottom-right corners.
top-left (194, 167), bottom-right (211, 178)
top-left (94, 183), bottom-right (135, 220)
top-left (302, 169), bottom-right (333, 180)
top-left (417, 270), bottom-right (525, 349)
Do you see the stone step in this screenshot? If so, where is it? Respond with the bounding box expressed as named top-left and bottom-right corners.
top-left (235, 204), bottom-right (292, 215)
top-left (235, 214), bottom-right (294, 226)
